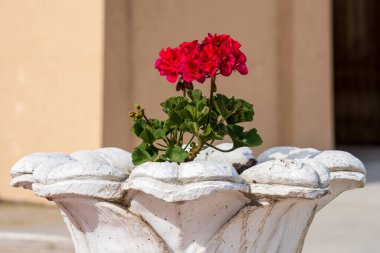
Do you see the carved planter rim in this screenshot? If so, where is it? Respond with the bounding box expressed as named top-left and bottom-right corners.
top-left (10, 143), bottom-right (366, 253)
top-left (11, 143), bottom-right (366, 203)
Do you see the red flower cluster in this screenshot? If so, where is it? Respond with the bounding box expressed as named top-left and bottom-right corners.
top-left (155, 34), bottom-right (248, 84)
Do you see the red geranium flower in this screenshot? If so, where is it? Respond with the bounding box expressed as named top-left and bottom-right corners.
top-left (202, 33), bottom-right (230, 47)
top-left (155, 47), bottom-right (182, 83)
top-left (177, 40), bottom-right (206, 83)
top-left (230, 39), bottom-right (248, 75)
top-left (198, 43), bottom-right (219, 77)
top-left (155, 33), bottom-right (249, 87)
top-left (201, 33), bottom-right (248, 77)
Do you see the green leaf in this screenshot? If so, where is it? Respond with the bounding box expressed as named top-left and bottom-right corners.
top-left (180, 104), bottom-right (207, 123)
top-left (139, 127), bottom-right (156, 144)
top-left (227, 99), bottom-right (254, 124)
top-left (161, 96), bottom-right (189, 114)
top-left (132, 143), bottom-right (158, 165)
top-left (212, 94), bottom-right (254, 124)
top-left (165, 145), bottom-right (188, 163)
top-left (131, 119), bottom-right (145, 137)
top-left (213, 94), bottom-right (230, 120)
top-left (165, 111), bottom-right (183, 129)
top-left (188, 89), bottom-right (202, 100)
top-left (177, 106), bottom-right (194, 121)
top-left (227, 125), bottom-right (262, 148)
top-left (154, 129), bottom-right (166, 139)
top-left (188, 89), bottom-right (207, 111)
top-left (245, 128), bottom-right (263, 146)
top-left (199, 124), bottom-right (217, 142)
top-left (150, 119), bottom-right (165, 129)
top-left (180, 120), bottom-right (200, 136)
top-left (213, 123), bottom-right (227, 140)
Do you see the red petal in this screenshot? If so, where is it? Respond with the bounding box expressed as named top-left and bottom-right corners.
top-left (167, 73), bottom-right (179, 83)
top-left (236, 64), bottom-right (248, 75)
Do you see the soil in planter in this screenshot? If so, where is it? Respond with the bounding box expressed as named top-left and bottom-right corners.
top-left (233, 159), bottom-right (257, 174)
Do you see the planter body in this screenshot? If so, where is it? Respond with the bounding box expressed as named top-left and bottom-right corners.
top-left (11, 144), bottom-right (366, 253)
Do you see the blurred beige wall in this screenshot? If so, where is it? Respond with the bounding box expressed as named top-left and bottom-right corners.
top-left (0, 0), bottom-right (333, 203)
top-left (0, 0), bottom-right (104, 203)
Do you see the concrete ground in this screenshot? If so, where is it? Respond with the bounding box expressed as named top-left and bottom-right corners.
top-left (0, 202), bottom-right (74, 252)
top-left (0, 146), bottom-right (379, 253)
top-left (303, 146), bottom-right (380, 253)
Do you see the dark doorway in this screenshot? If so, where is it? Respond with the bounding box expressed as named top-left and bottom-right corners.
top-left (333, 0), bottom-right (380, 145)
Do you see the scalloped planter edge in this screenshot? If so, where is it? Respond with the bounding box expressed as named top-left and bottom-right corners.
top-left (10, 144), bottom-right (366, 253)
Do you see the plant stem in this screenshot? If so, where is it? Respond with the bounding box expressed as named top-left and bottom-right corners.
top-left (179, 131), bottom-right (184, 145)
top-left (162, 136), bottom-right (171, 146)
top-left (152, 145), bottom-right (166, 151)
top-left (169, 131), bottom-right (175, 144)
top-left (207, 76), bottom-right (217, 125)
top-left (204, 143), bottom-right (235, 152)
top-left (142, 115), bottom-right (153, 127)
top-left (187, 77), bottom-right (218, 161)
top-left (173, 129), bottom-right (176, 141)
top-left (187, 140), bottom-right (203, 161)
top-left (200, 139), bottom-right (214, 150)
top-left (156, 142), bottom-right (167, 148)
top-left (184, 135), bottom-right (195, 150)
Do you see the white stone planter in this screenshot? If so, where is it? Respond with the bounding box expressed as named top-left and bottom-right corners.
top-left (11, 144), bottom-right (366, 253)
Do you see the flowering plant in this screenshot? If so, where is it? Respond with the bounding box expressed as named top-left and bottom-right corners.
top-left (129, 34), bottom-right (262, 165)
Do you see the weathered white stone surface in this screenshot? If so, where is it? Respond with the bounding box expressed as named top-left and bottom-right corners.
top-left (194, 143), bottom-right (255, 164)
top-left (241, 158), bottom-right (331, 199)
top-left (11, 148), bottom-right (132, 200)
top-left (10, 144), bottom-right (366, 253)
top-left (313, 150), bottom-right (366, 174)
top-left (257, 146), bottom-right (319, 163)
top-left (241, 158), bottom-right (330, 188)
top-left (125, 160), bottom-right (249, 202)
